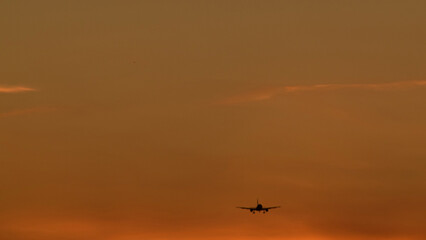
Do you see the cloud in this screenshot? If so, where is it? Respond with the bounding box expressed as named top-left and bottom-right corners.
top-left (0, 107), bottom-right (56, 119)
top-left (218, 80), bottom-right (426, 105)
top-left (0, 86), bottom-right (37, 93)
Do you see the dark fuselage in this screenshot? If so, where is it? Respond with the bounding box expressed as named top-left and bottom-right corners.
top-left (251, 204), bottom-right (269, 213)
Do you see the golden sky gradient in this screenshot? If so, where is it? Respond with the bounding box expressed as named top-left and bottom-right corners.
top-left (1, 1), bottom-right (426, 239)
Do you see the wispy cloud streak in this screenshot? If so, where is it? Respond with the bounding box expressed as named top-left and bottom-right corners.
top-left (219, 80), bottom-right (426, 105)
top-left (0, 86), bottom-right (37, 93)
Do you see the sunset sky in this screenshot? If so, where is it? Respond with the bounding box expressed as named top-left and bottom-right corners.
top-left (1, 1), bottom-right (426, 239)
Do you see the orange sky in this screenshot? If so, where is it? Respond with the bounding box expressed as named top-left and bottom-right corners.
top-left (1, 1), bottom-right (426, 240)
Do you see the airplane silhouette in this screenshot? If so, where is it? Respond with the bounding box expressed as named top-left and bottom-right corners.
top-left (237, 199), bottom-right (280, 214)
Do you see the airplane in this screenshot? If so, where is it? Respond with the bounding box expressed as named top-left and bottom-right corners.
top-left (237, 199), bottom-right (280, 214)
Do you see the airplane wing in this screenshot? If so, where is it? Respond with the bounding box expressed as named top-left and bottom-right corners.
top-left (264, 206), bottom-right (280, 209)
top-left (237, 207), bottom-right (254, 210)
